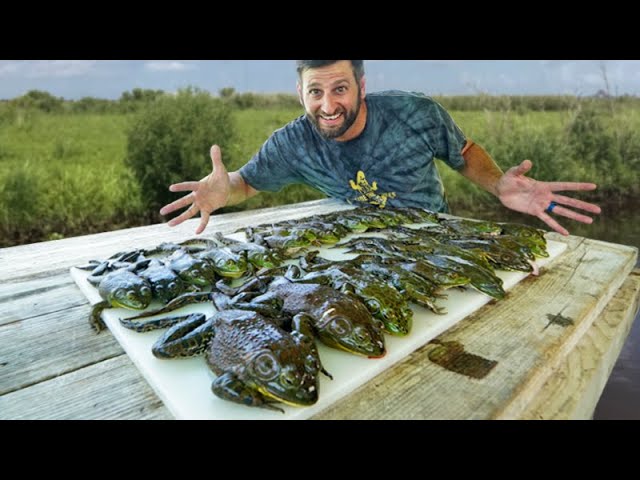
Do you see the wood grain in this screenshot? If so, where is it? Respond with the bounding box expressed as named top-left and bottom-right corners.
top-left (519, 269), bottom-right (640, 419)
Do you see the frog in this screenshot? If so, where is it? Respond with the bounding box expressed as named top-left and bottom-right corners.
top-left (124, 310), bottom-right (330, 413)
top-left (135, 258), bottom-right (191, 304)
top-left (87, 267), bottom-right (153, 332)
top-left (213, 232), bottom-right (284, 271)
top-left (165, 249), bottom-right (218, 287)
top-left (196, 246), bottom-right (249, 280)
top-left (497, 221), bottom-right (548, 256)
top-left (286, 263), bottom-right (414, 337)
top-left (219, 276), bottom-right (386, 359)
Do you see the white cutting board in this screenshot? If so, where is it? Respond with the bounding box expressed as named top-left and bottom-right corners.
top-left (70, 230), bottom-right (566, 420)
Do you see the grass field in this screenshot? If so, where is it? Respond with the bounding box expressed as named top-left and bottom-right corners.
top-left (1, 103), bottom-right (638, 247)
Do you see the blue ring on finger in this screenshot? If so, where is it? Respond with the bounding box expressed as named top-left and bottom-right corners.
top-left (546, 201), bottom-right (558, 213)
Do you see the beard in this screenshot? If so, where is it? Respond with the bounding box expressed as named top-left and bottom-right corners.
top-left (306, 88), bottom-right (362, 140)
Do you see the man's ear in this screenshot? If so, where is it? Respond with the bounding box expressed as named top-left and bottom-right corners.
top-left (296, 82), bottom-right (304, 106)
top-left (360, 76), bottom-right (366, 99)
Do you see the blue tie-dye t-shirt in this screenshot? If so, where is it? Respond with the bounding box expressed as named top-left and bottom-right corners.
top-left (238, 90), bottom-right (467, 213)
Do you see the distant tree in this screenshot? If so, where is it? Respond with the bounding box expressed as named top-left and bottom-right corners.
top-left (70, 96), bottom-right (117, 114)
top-left (13, 90), bottom-right (64, 113)
top-left (119, 88), bottom-right (165, 112)
top-left (219, 87), bottom-right (236, 98)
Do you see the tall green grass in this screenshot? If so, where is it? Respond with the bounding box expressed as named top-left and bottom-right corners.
top-left (1, 102), bottom-right (639, 247)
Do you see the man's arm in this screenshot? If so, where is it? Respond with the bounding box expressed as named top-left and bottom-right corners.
top-left (457, 139), bottom-right (601, 236)
top-left (227, 171), bottom-right (260, 206)
top-left (458, 140), bottom-right (503, 196)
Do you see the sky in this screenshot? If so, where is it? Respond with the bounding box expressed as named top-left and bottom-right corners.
top-left (1, 60), bottom-right (638, 101)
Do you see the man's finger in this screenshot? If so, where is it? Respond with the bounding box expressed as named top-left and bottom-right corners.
top-left (546, 204), bottom-right (594, 224)
top-left (539, 211), bottom-right (569, 236)
top-left (169, 181), bottom-right (201, 193)
top-left (548, 182), bottom-right (598, 192)
top-left (160, 193), bottom-right (194, 216)
top-left (552, 194), bottom-right (602, 214)
top-left (510, 159), bottom-right (533, 176)
top-left (195, 211), bottom-right (211, 235)
top-left (168, 204), bottom-right (198, 227)
top-left (210, 145), bottom-right (227, 181)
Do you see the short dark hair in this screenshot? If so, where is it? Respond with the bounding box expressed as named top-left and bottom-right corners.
top-left (296, 60), bottom-right (365, 83)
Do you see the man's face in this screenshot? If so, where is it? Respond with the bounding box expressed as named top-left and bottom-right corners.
top-left (297, 61), bottom-right (365, 141)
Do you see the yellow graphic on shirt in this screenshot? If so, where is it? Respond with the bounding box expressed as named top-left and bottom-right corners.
top-left (349, 170), bottom-right (396, 209)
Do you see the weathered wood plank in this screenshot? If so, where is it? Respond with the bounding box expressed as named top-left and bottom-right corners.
top-left (0, 199), bottom-right (354, 281)
top-left (312, 236), bottom-right (638, 419)
top-left (0, 355), bottom-right (172, 420)
top-left (0, 274), bottom-right (84, 327)
top-left (0, 302), bottom-right (123, 395)
top-left (519, 269), bottom-right (640, 420)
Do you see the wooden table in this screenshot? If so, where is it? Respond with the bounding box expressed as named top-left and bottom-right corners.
top-left (1, 199), bottom-right (638, 420)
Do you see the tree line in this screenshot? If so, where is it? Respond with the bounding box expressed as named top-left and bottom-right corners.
top-left (2, 88), bottom-right (640, 115)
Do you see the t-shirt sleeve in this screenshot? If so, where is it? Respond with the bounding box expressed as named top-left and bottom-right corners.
top-left (238, 130), bottom-right (302, 192)
top-left (425, 100), bottom-right (467, 171)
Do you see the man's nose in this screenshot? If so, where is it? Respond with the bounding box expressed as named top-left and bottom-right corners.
top-left (321, 95), bottom-right (336, 113)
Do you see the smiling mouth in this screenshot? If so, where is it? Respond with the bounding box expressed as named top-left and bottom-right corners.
top-left (319, 112), bottom-right (342, 123)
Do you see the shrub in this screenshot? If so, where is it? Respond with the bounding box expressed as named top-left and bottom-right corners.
top-left (124, 88), bottom-right (236, 214)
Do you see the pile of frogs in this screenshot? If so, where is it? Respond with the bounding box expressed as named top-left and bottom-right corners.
top-left (77, 206), bottom-right (548, 413)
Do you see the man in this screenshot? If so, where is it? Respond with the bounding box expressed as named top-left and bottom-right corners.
top-left (160, 60), bottom-right (601, 236)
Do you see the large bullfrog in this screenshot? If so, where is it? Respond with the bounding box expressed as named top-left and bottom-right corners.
top-left (130, 310), bottom-right (328, 413)
top-left (223, 276), bottom-right (386, 358)
top-left (286, 264), bottom-right (414, 337)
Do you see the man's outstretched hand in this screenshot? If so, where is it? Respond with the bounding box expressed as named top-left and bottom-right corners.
top-left (497, 159), bottom-right (602, 236)
top-left (159, 145), bottom-right (230, 234)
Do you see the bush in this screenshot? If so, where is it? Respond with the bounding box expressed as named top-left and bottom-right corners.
top-left (12, 90), bottom-right (65, 113)
top-left (124, 88), bottom-right (236, 214)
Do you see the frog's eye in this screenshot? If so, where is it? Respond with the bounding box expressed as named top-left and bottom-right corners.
top-left (251, 352), bottom-right (280, 381)
top-left (168, 282), bottom-right (178, 291)
top-left (328, 317), bottom-right (352, 337)
top-left (140, 287), bottom-right (152, 297)
top-left (365, 299), bottom-right (381, 314)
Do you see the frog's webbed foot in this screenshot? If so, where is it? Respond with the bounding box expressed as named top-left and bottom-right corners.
top-left (211, 372), bottom-right (285, 414)
top-left (89, 301), bottom-right (110, 333)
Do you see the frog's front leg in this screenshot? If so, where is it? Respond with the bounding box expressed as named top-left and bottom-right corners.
top-left (211, 372), bottom-right (284, 413)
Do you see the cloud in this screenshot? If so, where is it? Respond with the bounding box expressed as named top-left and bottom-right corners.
top-left (144, 61), bottom-right (196, 72)
top-left (0, 60), bottom-right (98, 78)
